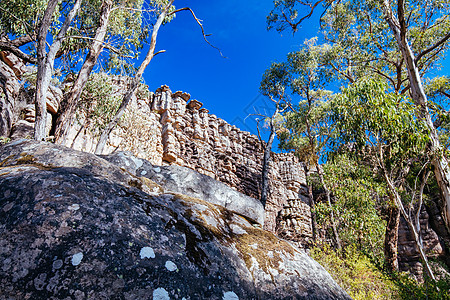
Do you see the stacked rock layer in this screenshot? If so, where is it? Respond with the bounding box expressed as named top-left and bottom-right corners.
top-left (69, 85), bottom-right (310, 233)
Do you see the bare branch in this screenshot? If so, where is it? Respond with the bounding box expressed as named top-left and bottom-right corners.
top-left (415, 31), bottom-right (450, 64)
top-left (415, 169), bottom-right (431, 236)
top-left (154, 49), bottom-right (166, 56)
top-left (256, 118), bottom-right (265, 149)
top-left (9, 35), bottom-right (34, 47)
top-left (169, 7), bottom-right (225, 58)
top-left (0, 41), bottom-right (36, 64)
top-left (369, 66), bottom-right (396, 87)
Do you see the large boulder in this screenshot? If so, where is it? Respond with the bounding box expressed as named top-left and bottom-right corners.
top-left (101, 152), bottom-right (265, 226)
top-left (0, 140), bottom-right (350, 299)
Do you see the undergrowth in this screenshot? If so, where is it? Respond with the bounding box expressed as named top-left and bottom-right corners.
top-left (310, 245), bottom-right (450, 299)
top-left (310, 245), bottom-right (399, 299)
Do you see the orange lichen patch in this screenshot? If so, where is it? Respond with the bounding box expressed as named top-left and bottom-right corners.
top-left (234, 226), bottom-right (295, 280)
top-left (138, 176), bottom-right (163, 195)
top-left (16, 153), bottom-right (36, 164)
top-left (0, 154), bottom-right (15, 167)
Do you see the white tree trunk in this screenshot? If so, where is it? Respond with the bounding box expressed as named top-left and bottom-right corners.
top-left (382, 0), bottom-right (450, 235)
top-left (34, 0), bottom-right (82, 141)
top-left (95, 0), bottom-right (175, 154)
top-left (54, 0), bottom-right (113, 144)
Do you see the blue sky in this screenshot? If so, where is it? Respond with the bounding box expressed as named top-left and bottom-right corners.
top-left (143, 0), bottom-right (450, 139)
top-left (144, 0), bottom-right (321, 134)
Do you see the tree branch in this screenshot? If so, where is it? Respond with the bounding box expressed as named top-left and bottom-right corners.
top-left (415, 31), bottom-right (450, 64)
top-left (0, 41), bottom-right (36, 64)
top-left (169, 7), bottom-right (225, 58)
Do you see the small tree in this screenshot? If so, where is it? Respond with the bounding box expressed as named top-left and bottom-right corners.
top-left (322, 154), bottom-right (387, 262)
top-left (256, 62), bottom-right (291, 208)
top-left (331, 78), bottom-right (435, 279)
top-left (262, 38), bottom-right (341, 249)
top-left (95, 2), bottom-right (223, 154)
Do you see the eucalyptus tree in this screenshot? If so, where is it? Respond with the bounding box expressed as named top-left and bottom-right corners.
top-left (262, 38), bottom-right (341, 249)
top-left (258, 62), bottom-right (290, 209)
top-left (33, 0), bottom-right (82, 141)
top-left (331, 78), bottom-right (434, 279)
top-left (381, 0), bottom-right (450, 238)
top-left (53, 0), bottom-right (168, 144)
top-left (94, 0), bottom-right (175, 154)
top-left (267, 0), bottom-right (450, 242)
top-left (95, 2), bottom-right (222, 154)
top-left (0, 0), bottom-right (154, 141)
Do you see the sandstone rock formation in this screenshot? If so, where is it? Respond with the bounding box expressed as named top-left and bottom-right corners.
top-left (0, 140), bottom-right (351, 299)
top-left (101, 151), bottom-right (265, 225)
top-left (0, 52), bottom-right (313, 238)
top-left (398, 205), bottom-right (450, 280)
top-left (2, 51), bottom-right (449, 279)
top-left (60, 83), bottom-right (310, 234)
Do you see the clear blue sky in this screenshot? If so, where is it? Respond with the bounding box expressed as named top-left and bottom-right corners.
top-left (143, 0), bottom-right (449, 138)
top-left (144, 0), bottom-right (321, 134)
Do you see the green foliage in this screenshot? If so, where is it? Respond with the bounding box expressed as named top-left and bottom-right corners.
top-left (0, 0), bottom-right (49, 37)
top-left (1, 0), bottom-right (176, 77)
top-left (262, 38), bottom-right (334, 165)
top-left (0, 136), bottom-right (11, 145)
top-left (60, 0), bottom-right (153, 75)
top-left (330, 78), bottom-right (429, 165)
top-left (322, 154), bottom-right (386, 261)
top-left (310, 244), bottom-right (400, 300)
top-left (268, 0), bottom-right (450, 90)
top-left (279, 97), bottom-right (331, 164)
top-left (77, 73), bottom-right (122, 134)
top-left (426, 76), bottom-right (450, 100)
top-left (392, 272), bottom-right (450, 300)
top-left (260, 62), bottom-right (290, 99)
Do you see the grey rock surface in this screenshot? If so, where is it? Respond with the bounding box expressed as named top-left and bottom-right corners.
top-left (0, 140), bottom-right (351, 299)
top-left (102, 151), bottom-right (265, 226)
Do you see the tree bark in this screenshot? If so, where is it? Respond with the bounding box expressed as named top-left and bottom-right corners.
top-left (382, 0), bottom-right (450, 237)
top-left (304, 164), bottom-right (317, 241)
top-left (382, 169), bottom-right (436, 280)
top-left (34, 0), bottom-right (82, 141)
top-left (316, 162), bottom-right (342, 251)
top-left (54, 0), bottom-right (113, 144)
top-left (260, 112), bottom-right (277, 208)
top-left (95, 0), bottom-right (174, 154)
top-left (384, 203), bottom-right (400, 273)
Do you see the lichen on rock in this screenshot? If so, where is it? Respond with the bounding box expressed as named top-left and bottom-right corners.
top-left (0, 140), bottom-right (350, 299)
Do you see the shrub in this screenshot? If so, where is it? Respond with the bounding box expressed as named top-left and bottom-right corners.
top-left (310, 244), bottom-right (399, 299)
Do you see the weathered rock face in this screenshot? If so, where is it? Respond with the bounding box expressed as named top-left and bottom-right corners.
top-left (0, 53), bottom-right (312, 237)
top-left (0, 52), bottom-right (23, 137)
top-left (0, 140), bottom-right (350, 299)
top-left (61, 85), bottom-right (310, 234)
top-left (398, 203), bottom-right (450, 280)
top-left (101, 152), bottom-right (265, 225)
